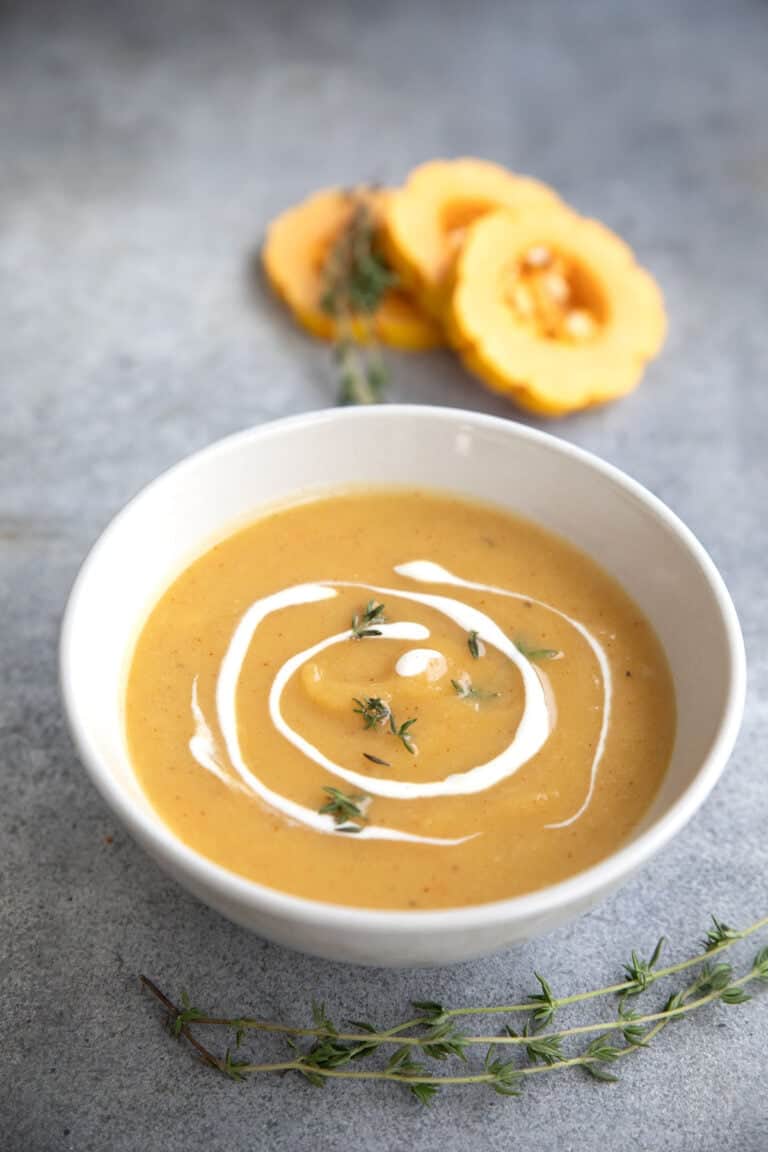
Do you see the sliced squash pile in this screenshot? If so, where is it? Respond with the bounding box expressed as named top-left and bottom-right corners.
top-left (382, 158), bottom-right (563, 320)
top-left (262, 160), bottom-right (666, 416)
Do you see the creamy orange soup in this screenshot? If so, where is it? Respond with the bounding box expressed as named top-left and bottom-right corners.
top-left (125, 489), bottom-right (675, 909)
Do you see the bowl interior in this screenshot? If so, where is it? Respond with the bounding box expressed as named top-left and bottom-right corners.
top-left (62, 407), bottom-right (742, 891)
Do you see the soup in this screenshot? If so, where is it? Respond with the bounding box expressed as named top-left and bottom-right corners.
top-left (125, 488), bottom-right (675, 909)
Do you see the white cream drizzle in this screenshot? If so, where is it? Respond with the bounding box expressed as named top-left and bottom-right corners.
top-left (205, 585), bottom-right (468, 845)
top-left (268, 581), bottom-right (549, 800)
top-left (394, 561), bottom-right (612, 828)
top-left (395, 648), bottom-right (447, 680)
top-left (189, 676), bottom-right (242, 789)
top-left (535, 666), bottom-right (558, 737)
top-left (186, 560), bottom-right (612, 841)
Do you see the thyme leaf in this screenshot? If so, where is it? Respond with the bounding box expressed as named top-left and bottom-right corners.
top-left (703, 916), bottom-right (741, 952)
top-left (319, 786), bottom-right (369, 831)
top-left (351, 599), bottom-right (386, 639)
top-left (515, 640), bottom-right (561, 662)
top-left (390, 714), bottom-right (417, 754)
top-left (467, 630), bottom-right (485, 659)
top-left (354, 697), bottom-right (417, 753)
top-left (362, 752), bottom-right (391, 767)
top-left (451, 677), bottom-right (499, 702)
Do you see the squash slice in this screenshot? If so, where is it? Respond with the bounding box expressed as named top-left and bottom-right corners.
top-left (450, 209), bottom-right (666, 415)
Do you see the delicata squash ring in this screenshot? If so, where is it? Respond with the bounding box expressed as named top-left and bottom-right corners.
top-left (262, 187), bottom-right (442, 351)
top-left (383, 158), bottom-right (563, 317)
top-left (450, 209), bottom-right (667, 416)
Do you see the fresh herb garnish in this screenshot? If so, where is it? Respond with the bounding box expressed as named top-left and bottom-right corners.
top-left (353, 696), bottom-right (391, 729)
top-left (351, 600), bottom-right (386, 639)
top-left (451, 677), bottom-right (499, 702)
top-left (363, 752), bottom-right (391, 767)
top-left (467, 630), bottom-right (484, 659)
top-left (515, 640), bottom-right (561, 662)
top-left (142, 911), bottom-right (768, 1103)
top-left (318, 786), bottom-right (369, 831)
top-left (390, 714), bottom-right (418, 754)
top-left (703, 916), bottom-right (741, 952)
top-left (320, 196), bottom-right (397, 406)
top-left (353, 698), bottom-right (417, 754)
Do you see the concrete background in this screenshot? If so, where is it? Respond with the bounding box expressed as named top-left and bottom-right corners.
top-left (1, 1), bottom-right (766, 1148)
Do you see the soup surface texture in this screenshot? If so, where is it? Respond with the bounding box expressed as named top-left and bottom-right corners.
top-left (126, 489), bottom-right (675, 909)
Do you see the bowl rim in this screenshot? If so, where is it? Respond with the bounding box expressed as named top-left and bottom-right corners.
top-left (60, 404), bottom-right (747, 934)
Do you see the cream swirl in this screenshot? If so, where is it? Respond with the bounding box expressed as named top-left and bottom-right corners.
top-left (187, 562), bottom-right (611, 840)
top-left (268, 582), bottom-right (549, 800)
top-left (394, 561), bottom-right (612, 828)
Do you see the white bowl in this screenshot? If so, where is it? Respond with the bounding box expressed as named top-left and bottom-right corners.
top-left (60, 406), bottom-right (745, 967)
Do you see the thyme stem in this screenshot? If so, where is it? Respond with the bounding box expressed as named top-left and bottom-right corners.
top-left (320, 194), bottom-right (396, 405)
top-left (160, 914), bottom-right (768, 1042)
top-left (141, 915), bottom-right (767, 1101)
top-left (142, 964), bottom-right (763, 1090)
top-left (437, 913), bottom-right (768, 1022)
top-left (139, 977), bottom-right (224, 1073)
top-left (145, 972), bottom-right (754, 1049)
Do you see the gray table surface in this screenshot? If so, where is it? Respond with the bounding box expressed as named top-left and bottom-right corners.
top-left (2, 1), bottom-right (767, 1149)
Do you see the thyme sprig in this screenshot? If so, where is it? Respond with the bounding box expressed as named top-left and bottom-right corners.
top-left (320, 195), bottom-right (397, 406)
top-left (351, 599), bottom-right (386, 639)
top-left (318, 786), bottom-right (369, 833)
top-left (353, 697), bottom-right (418, 754)
top-left (142, 913), bottom-right (768, 1104)
top-left (515, 639), bottom-right (561, 662)
top-left (703, 916), bottom-right (742, 951)
top-left (390, 714), bottom-right (418, 754)
top-left (451, 676), bottom-right (499, 702)
top-left (353, 696), bottom-right (391, 729)
top-left (467, 630), bottom-right (485, 659)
